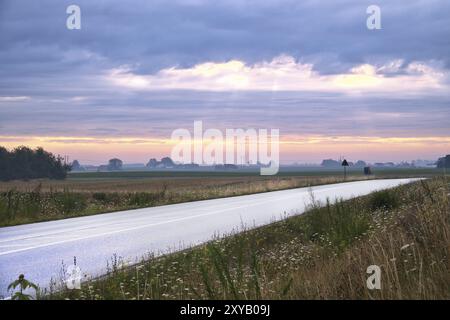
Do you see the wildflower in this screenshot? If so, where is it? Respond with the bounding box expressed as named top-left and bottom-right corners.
top-left (400, 244), bottom-right (410, 251)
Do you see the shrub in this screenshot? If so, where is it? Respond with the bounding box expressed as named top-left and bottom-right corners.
top-left (92, 192), bottom-right (122, 206)
top-left (0, 190), bottom-right (21, 221)
top-left (303, 198), bottom-right (370, 249)
top-left (127, 190), bottom-right (166, 207)
top-left (369, 189), bottom-right (400, 211)
top-left (53, 189), bottom-right (87, 214)
top-left (92, 192), bottom-right (107, 202)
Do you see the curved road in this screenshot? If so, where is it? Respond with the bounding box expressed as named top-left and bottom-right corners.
top-left (0, 178), bottom-right (419, 297)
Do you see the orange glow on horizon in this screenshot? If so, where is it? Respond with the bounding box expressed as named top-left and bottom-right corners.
top-left (1, 134), bottom-right (449, 164)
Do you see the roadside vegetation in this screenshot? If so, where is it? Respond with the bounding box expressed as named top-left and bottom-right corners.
top-left (0, 175), bottom-right (367, 227)
top-left (45, 177), bottom-right (449, 300)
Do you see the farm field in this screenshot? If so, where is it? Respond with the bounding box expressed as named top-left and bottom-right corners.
top-left (0, 168), bottom-right (442, 227)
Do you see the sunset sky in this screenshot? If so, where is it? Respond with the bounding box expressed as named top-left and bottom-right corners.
top-left (1, 0), bottom-right (449, 164)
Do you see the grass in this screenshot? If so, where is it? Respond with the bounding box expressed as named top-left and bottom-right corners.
top-left (0, 167), bottom-right (440, 193)
top-left (0, 175), bottom-right (370, 227)
top-left (66, 167), bottom-right (441, 179)
top-left (44, 177), bottom-right (449, 300)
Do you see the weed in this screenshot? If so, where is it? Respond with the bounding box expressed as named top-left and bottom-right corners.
top-left (8, 274), bottom-right (39, 300)
top-left (369, 189), bottom-right (400, 211)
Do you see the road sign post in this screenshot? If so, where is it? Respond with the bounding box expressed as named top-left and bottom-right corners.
top-left (342, 159), bottom-right (349, 181)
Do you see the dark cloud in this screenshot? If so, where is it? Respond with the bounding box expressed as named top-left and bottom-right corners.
top-left (0, 0), bottom-right (449, 142)
top-left (1, 0), bottom-right (449, 76)
top-left (1, 90), bottom-right (450, 138)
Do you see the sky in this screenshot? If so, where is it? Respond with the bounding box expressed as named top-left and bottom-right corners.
top-left (0, 0), bottom-right (449, 164)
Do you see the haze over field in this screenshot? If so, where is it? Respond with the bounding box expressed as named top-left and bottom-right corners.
top-left (0, 0), bottom-right (449, 164)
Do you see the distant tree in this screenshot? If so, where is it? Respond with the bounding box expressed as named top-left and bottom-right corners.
top-left (214, 164), bottom-right (238, 170)
top-left (107, 158), bottom-right (123, 171)
top-left (71, 160), bottom-right (84, 171)
top-left (321, 159), bottom-right (340, 167)
top-left (355, 160), bottom-right (367, 167)
top-left (0, 146), bottom-right (70, 181)
top-left (437, 155), bottom-right (450, 168)
top-left (0, 146), bottom-right (11, 180)
top-left (160, 157), bottom-right (175, 168)
top-left (146, 158), bottom-right (158, 168)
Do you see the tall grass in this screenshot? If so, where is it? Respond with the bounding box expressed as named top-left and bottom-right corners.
top-left (0, 186), bottom-right (89, 225)
top-left (45, 177), bottom-right (449, 300)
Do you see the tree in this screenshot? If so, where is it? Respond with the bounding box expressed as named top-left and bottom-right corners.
top-left (160, 157), bottom-right (175, 168)
top-left (107, 158), bottom-right (123, 171)
top-left (71, 160), bottom-right (84, 171)
top-left (0, 146), bottom-right (70, 181)
top-left (437, 155), bottom-right (450, 168)
top-left (355, 160), bottom-right (367, 167)
top-left (0, 146), bottom-right (11, 180)
top-left (146, 158), bottom-right (158, 168)
top-left (11, 146), bottom-right (34, 179)
top-left (321, 159), bottom-right (340, 167)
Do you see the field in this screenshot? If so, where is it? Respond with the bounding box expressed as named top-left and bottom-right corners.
top-left (44, 177), bottom-right (450, 300)
top-left (0, 168), bottom-right (442, 227)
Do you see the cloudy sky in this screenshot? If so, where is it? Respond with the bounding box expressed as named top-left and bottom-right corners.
top-left (0, 0), bottom-right (449, 164)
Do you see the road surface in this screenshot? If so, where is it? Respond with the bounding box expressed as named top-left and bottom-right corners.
top-left (0, 178), bottom-right (419, 297)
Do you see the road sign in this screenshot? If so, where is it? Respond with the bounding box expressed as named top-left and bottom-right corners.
top-left (342, 159), bottom-right (349, 180)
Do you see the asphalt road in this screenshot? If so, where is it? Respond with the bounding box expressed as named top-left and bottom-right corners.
top-left (0, 178), bottom-right (419, 297)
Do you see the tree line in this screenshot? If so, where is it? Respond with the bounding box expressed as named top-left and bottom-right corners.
top-left (437, 155), bottom-right (450, 169)
top-left (0, 146), bottom-right (71, 181)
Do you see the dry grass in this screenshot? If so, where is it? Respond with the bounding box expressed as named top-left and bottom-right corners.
top-left (279, 180), bottom-right (449, 299)
top-left (0, 175), bottom-right (365, 193)
top-left (45, 177), bottom-right (449, 300)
